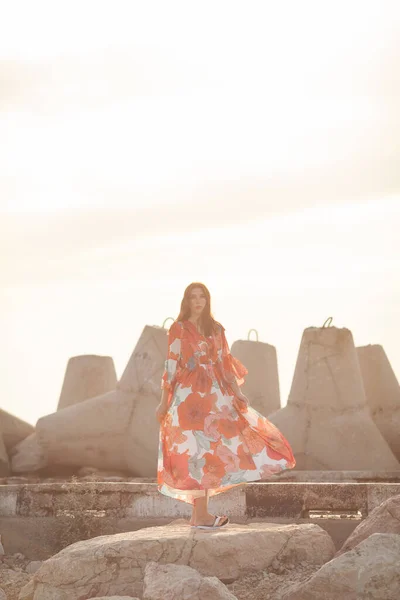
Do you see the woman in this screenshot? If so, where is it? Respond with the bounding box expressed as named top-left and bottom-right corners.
top-left (156, 282), bottom-right (295, 529)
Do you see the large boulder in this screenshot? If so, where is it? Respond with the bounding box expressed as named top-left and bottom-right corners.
top-left (19, 522), bottom-right (335, 600)
top-left (269, 327), bottom-right (400, 470)
top-left (337, 493), bottom-right (400, 556)
top-left (143, 561), bottom-right (237, 600)
top-left (57, 354), bottom-right (117, 410)
top-left (283, 533), bottom-right (400, 600)
top-left (231, 338), bottom-right (280, 415)
top-left (357, 344), bottom-right (400, 460)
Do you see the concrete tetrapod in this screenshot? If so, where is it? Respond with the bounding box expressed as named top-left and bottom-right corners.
top-left (57, 354), bottom-right (117, 410)
top-left (0, 433), bottom-right (9, 476)
top-left (357, 344), bottom-right (400, 461)
top-left (30, 325), bottom-right (168, 475)
top-left (10, 433), bottom-right (48, 473)
top-left (0, 409), bottom-right (34, 451)
top-left (0, 409), bottom-right (34, 474)
top-left (268, 327), bottom-right (400, 470)
top-left (231, 338), bottom-right (280, 416)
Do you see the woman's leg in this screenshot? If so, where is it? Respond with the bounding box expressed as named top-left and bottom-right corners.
top-left (190, 501), bottom-right (197, 525)
top-left (193, 490), bottom-right (212, 525)
top-left (191, 490), bottom-right (228, 526)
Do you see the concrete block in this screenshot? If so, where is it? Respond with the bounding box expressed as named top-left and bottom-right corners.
top-left (0, 434), bottom-right (9, 477)
top-left (269, 327), bottom-right (400, 471)
top-left (10, 433), bottom-right (47, 473)
top-left (32, 326), bottom-right (169, 476)
top-left (231, 339), bottom-right (280, 415)
top-left (118, 324), bottom-right (168, 396)
top-left (58, 354), bottom-right (117, 410)
top-left (357, 344), bottom-right (400, 461)
top-left (36, 389), bottom-right (133, 471)
top-left (0, 409), bottom-right (34, 450)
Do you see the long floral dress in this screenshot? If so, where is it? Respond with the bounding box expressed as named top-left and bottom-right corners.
top-left (157, 319), bottom-right (295, 504)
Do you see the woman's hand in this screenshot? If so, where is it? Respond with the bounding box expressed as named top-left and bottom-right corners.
top-left (156, 401), bottom-right (168, 424)
top-left (236, 392), bottom-right (250, 407)
top-left (229, 379), bottom-right (250, 406)
top-left (233, 389), bottom-right (250, 413)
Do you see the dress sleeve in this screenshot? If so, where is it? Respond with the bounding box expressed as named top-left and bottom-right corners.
top-left (161, 321), bottom-right (182, 391)
top-left (217, 324), bottom-right (248, 387)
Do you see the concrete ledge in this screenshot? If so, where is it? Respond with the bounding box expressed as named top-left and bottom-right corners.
top-left (1, 481), bottom-right (400, 559)
top-left (246, 482), bottom-right (400, 518)
top-left (0, 481), bottom-right (399, 519)
top-left (270, 470), bottom-right (400, 482)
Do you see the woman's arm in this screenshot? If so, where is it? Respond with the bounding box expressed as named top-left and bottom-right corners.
top-left (156, 321), bottom-right (182, 423)
top-left (229, 378), bottom-right (250, 405)
top-left (156, 388), bottom-right (170, 423)
top-left (217, 325), bottom-right (248, 387)
top-left (159, 388), bottom-right (170, 407)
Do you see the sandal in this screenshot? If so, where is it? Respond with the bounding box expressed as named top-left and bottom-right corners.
top-left (191, 515), bottom-right (230, 529)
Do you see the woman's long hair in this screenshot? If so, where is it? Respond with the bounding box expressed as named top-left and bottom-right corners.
top-left (176, 282), bottom-right (220, 336)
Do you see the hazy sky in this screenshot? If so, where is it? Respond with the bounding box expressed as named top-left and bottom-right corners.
top-left (1, 1), bottom-right (400, 424)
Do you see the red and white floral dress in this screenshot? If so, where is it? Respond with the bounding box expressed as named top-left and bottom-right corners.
top-left (157, 319), bottom-right (295, 504)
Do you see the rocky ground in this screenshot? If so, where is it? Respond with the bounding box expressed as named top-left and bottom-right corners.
top-left (0, 554), bottom-right (41, 600)
top-left (226, 561), bottom-right (319, 600)
top-left (0, 491), bottom-right (399, 599)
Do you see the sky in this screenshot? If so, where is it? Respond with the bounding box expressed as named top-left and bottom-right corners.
top-left (1, 0), bottom-right (400, 425)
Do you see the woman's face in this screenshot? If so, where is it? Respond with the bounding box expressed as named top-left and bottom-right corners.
top-left (188, 287), bottom-right (207, 317)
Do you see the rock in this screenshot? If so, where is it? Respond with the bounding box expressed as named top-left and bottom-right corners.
top-left (231, 338), bottom-right (280, 416)
top-left (268, 327), bottom-right (400, 470)
top-left (57, 354), bottom-right (117, 410)
top-left (10, 433), bottom-right (48, 473)
top-left (12, 553), bottom-right (25, 561)
top-left (337, 494), bottom-right (400, 556)
top-left (25, 561), bottom-right (43, 575)
top-left (226, 562), bottom-right (319, 600)
top-left (283, 533), bottom-right (400, 600)
top-left (0, 589), bottom-right (6, 600)
top-left (143, 561), bottom-right (237, 599)
top-left (0, 563), bottom-right (30, 600)
top-left (0, 534), bottom-right (4, 556)
top-left (357, 344), bottom-right (400, 460)
top-left (18, 522), bottom-right (334, 599)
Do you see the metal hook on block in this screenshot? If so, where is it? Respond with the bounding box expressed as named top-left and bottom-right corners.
top-left (162, 317), bottom-right (175, 329)
top-left (247, 328), bottom-right (259, 341)
top-left (322, 317), bottom-right (333, 328)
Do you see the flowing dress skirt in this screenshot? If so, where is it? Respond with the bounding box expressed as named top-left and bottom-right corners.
top-left (157, 364), bottom-right (295, 505)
